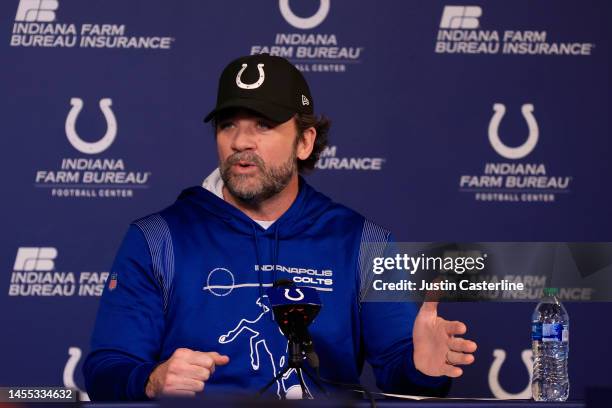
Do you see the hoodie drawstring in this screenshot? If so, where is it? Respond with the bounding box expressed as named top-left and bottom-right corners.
top-left (251, 222), bottom-right (282, 321)
top-left (272, 224), bottom-right (280, 284)
top-left (251, 223), bottom-right (264, 298)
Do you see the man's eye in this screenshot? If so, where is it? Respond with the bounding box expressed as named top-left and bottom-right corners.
top-left (218, 122), bottom-right (234, 130)
top-left (257, 122), bottom-right (271, 130)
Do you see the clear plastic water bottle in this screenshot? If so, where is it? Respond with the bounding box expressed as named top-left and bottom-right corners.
top-left (531, 287), bottom-right (569, 401)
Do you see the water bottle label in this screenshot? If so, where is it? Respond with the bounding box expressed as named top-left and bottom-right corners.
top-left (531, 322), bottom-right (542, 341)
top-left (532, 322), bottom-right (567, 342)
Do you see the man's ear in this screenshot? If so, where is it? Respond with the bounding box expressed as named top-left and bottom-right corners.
top-left (297, 127), bottom-right (316, 160)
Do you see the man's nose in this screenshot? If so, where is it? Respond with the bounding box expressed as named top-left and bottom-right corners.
top-left (231, 126), bottom-right (256, 151)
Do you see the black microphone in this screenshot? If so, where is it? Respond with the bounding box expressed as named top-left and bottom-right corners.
top-left (267, 280), bottom-right (321, 368)
top-left (266, 281), bottom-right (375, 407)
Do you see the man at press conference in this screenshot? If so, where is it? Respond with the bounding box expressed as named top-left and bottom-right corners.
top-left (83, 54), bottom-right (477, 400)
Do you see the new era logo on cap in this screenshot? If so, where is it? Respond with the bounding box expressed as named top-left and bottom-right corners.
top-left (204, 54), bottom-right (314, 123)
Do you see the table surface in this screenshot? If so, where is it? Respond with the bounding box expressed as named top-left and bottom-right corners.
top-left (81, 398), bottom-right (585, 408)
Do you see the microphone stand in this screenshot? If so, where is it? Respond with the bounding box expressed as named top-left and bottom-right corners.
top-left (257, 338), bottom-right (327, 399)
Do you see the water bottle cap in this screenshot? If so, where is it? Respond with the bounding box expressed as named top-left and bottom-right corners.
top-left (543, 287), bottom-right (559, 296)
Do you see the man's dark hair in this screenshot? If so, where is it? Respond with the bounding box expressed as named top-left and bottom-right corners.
top-left (295, 113), bottom-right (330, 173)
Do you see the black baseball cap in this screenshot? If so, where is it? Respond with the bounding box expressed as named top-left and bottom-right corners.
top-left (204, 54), bottom-right (314, 123)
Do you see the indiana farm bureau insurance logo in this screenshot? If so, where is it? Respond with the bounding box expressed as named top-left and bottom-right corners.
top-left (315, 145), bottom-right (386, 171)
top-left (9, 247), bottom-right (108, 296)
top-left (458, 103), bottom-right (573, 203)
top-left (435, 5), bottom-right (595, 56)
top-left (33, 97), bottom-right (153, 199)
top-left (249, 0), bottom-right (365, 73)
top-left (11, 0), bottom-right (174, 49)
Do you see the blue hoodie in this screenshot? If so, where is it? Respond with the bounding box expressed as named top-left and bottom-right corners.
top-left (83, 175), bottom-right (448, 400)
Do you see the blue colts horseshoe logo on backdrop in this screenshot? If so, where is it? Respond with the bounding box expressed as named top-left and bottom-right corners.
top-left (488, 103), bottom-right (539, 160)
top-left (236, 63), bottom-right (265, 90)
top-left (65, 98), bottom-right (117, 154)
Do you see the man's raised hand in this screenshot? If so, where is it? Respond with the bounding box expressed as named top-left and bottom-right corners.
top-left (412, 301), bottom-right (477, 378)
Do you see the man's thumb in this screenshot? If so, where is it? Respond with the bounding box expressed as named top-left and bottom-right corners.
top-left (209, 352), bottom-right (230, 365)
top-left (420, 300), bottom-right (439, 314)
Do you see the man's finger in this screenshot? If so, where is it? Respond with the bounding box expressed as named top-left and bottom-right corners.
top-left (189, 352), bottom-right (230, 376)
top-left (177, 378), bottom-right (205, 393)
top-left (420, 301), bottom-right (438, 314)
top-left (190, 352), bottom-right (215, 369)
top-left (185, 364), bottom-right (211, 381)
top-left (441, 364), bottom-right (463, 378)
top-left (448, 337), bottom-right (477, 353)
top-left (446, 350), bottom-right (475, 366)
top-left (445, 320), bottom-right (467, 335)
top-left (163, 389), bottom-right (197, 397)
top-left (167, 378), bottom-right (205, 394)
top-left (207, 352), bottom-right (230, 366)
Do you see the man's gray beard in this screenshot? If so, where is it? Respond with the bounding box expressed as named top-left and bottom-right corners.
top-left (220, 150), bottom-right (297, 204)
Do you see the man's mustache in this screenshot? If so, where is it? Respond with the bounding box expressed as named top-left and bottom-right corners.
top-left (224, 151), bottom-right (265, 170)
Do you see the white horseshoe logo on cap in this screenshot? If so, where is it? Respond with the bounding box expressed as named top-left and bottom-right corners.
top-left (236, 63), bottom-right (265, 90)
top-left (279, 0), bottom-right (330, 30)
top-left (488, 103), bottom-right (539, 160)
top-left (65, 98), bottom-right (117, 155)
top-left (284, 288), bottom-right (304, 302)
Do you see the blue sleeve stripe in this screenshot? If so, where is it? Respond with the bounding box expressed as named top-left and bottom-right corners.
top-left (133, 214), bottom-right (175, 312)
top-left (358, 219), bottom-right (390, 303)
